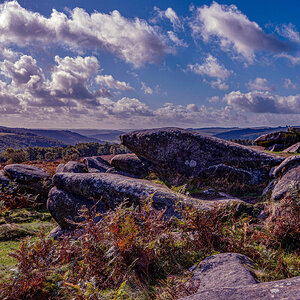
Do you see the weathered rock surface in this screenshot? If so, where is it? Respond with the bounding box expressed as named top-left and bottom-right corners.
top-left (283, 142), bottom-right (300, 153)
top-left (181, 253), bottom-right (300, 300)
top-left (0, 170), bottom-right (10, 188)
top-left (266, 143), bottom-right (285, 152)
top-left (272, 155), bottom-right (300, 178)
top-left (56, 161), bottom-right (87, 173)
top-left (4, 164), bottom-right (49, 184)
top-left (83, 156), bottom-right (111, 173)
top-left (121, 128), bottom-right (283, 185)
top-left (105, 167), bottom-right (139, 178)
top-left (255, 131), bottom-right (299, 147)
top-left (47, 187), bottom-right (106, 229)
top-left (52, 173), bottom-right (246, 216)
top-left (272, 165), bottom-right (300, 200)
top-left (110, 153), bottom-right (151, 177)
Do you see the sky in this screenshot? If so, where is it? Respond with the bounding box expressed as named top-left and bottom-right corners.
top-left (0, 0), bottom-right (300, 129)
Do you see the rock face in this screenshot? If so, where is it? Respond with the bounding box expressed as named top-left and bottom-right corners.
top-left (288, 126), bottom-right (300, 134)
top-left (83, 156), bottom-right (111, 173)
top-left (120, 128), bottom-right (282, 185)
top-left (272, 165), bottom-right (300, 200)
top-left (56, 161), bottom-right (87, 173)
top-left (272, 155), bottom-right (300, 178)
top-left (110, 153), bottom-right (151, 177)
top-left (283, 142), bottom-right (300, 153)
top-left (47, 187), bottom-right (106, 229)
top-left (255, 131), bottom-right (299, 148)
top-left (0, 170), bottom-right (10, 189)
top-left (181, 253), bottom-right (300, 300)
top-left (48, 172), bottom-right (247, 229)
top-left (4, 164), bottom-right (49, 184)
top-left (265, 143), bottom-right (285, 152)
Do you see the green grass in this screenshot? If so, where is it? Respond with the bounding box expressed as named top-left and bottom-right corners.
top-left (0, 208), bottom-right (56, 279)
top-left (0, 133), bottom-right (15, 136)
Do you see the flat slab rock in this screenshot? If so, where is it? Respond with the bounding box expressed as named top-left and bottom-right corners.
top-left (52, 173), bottom-right (245, 214)
top-left (120, 128), bottom-right (283, 183)
top-left (83, 156), bottom-right (111, 173)
top-left (56, 161), bottom-right (87, 173)
top-left (181, 253), bottom-right (300, 300)
top-left (283, 142), bottom-right (300, 153)
top-left (4, 164), bottom-right (49, 184)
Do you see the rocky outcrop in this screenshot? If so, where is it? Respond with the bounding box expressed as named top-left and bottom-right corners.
top-left (48, 172), bottom-right (248, 230)
top-left (283, 142), bottom-right (300, 153)
top-left (263, 156), bottom-right (300, 200)
top-left (181, 253), bottom-right (300, 300)
top-left (0, 170), bottom-right (10, 189)
top-left (110, 153), bottom-right (151, 177)
top-left (288, 126), bottom-right (300, 134)
top-left (55, 161), bottom-right (87, 173)
top-left (265, 144), bottom-right (285, 152)
top-left (83, 156), bottom-right (111, 173)
top-left (47, 187), bottom-right (106, 229)
top-left (120, 127), bottom-right (282, 185)
top-left (4, 164), bottom-right (49, 184)
top-left (272, 165), bottom-right (300, 200)
top-left (255, 131), bottom-right (299, 148)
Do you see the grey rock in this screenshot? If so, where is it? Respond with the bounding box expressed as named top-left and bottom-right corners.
top-left (121, 127), bottom-right (282, 185)
top-left (0, 170), bottom-right (10, 188)
top-left (262, 179), bottom-right (276, 196)
top-left (47, 187), bottom-right (106, 229)
top-left (56, 161), bottom-right (87, 173)
top-left (283, 142), bottom-right (300, 153)
top-left (83, 156), bottom-right (110, 173)
top-left (266, 143), bottom-right (286, 152)
top-left (4, 164), bottom-right (49, 184)
top-left (272, 165), bottom-right (300, 200)
top-left (272, 155), bottom-right (300, 178)
top-left (185, 253), bottom-right (257, 293)
top-left (48, 226), bottom-right (73, 239)
top-left (52, 173), bottom-right (245, 215)
top-left (110, 153), bottom-right (151, 177)
top-left (181, 253), bottom-right (300, 300)
top-left (105, 167), bottom-right (139, 178)
top-left (255, 131), bottom-right (299, 147)
top-left (182, 276), bottom-right (300, 300)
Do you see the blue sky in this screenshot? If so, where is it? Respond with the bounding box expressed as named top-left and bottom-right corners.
top-left (0, 0), bottom-right (299, 129)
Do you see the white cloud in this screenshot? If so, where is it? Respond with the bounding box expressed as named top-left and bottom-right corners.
top-left (190, 2), bottom-right (289, 62)
top-left (277, 24), bottom-right (300, 44)
top-left (248, 78), bottom-right (275, 92)
top-left (0, 1), bottom-right (171, 67)
top-left (153, 7), bottom-right (183, 31)
top-left (277, 53), bottom-right (300, 65)
top-left (284, 78), bottom-right (298, 90)
top-left (167, 31), bottom-right (188, 47)
top-left (141, 81), bottom-right (153, 94)
top-left (95, 75), bottom-right (133, 91)
top-left (224, 90), bottom-right (300, 114)
top-left (188, 55), bottom-right (231, 80)
top-left (209, 79), bottom-right (229, 91)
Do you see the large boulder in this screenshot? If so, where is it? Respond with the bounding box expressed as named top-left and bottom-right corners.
top-left (56, 161), bottom-right (87, 173)
top-left (283, 142), bottom-right (300, 153)
top-left (4, 164), bottom-right (49, 184)
top-left (272, 155), bottom-right (300, 178)
top-left (110, 153), bottom-right (151, 177)
top-left (47, 187), bottom-right (106, 229)
top-left (120, 128), bottom-right (283, 185)
top-left (288, 126), bottom-right (300, 134)
top-left (272, 165), bottom-right (300, 200)
top-left (83, 156), bottom-right (111, 173)
top-left (255, 131), bottom-right (299, 147)
top-left (181, 253), bottom-right (300, 300)
top-left (51, 173), bottom-right (246, 217)
top-left (0, 170), bottom-right (10, 189)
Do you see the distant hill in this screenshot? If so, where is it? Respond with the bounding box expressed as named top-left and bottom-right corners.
top-left (71, 129), bottom-right (126, 143)
top-left (28, 129), bottom-right (105, 145)
top-left (190, 126), bottom-right (290, 140)
top-left (0, 126), bottom-right (66, 151)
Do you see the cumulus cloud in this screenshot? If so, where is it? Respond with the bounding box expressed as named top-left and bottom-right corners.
top-left (141, 82), bottom-right (153, 94)
top-left (190, 2), bottom-right (289, 62)
top-left (188, 55), bottom-right (231, 90)
top-left (153, 7), bottom-right (183, 31)
top-left (0, 1), bottom-right (171, 67)
top-left (188, 55), bottom-right (231, 80)
top-left (224, 90), bottom-right (300, 114)
top-left (248, 78), bottom-right (275, 92)
top-left (95, 75), bottom-right (133, 91)
top-left (167, 31), bottom-right (188, 47)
